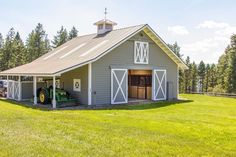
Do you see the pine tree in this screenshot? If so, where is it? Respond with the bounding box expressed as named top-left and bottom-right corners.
top-left (215, 34), bottom-right (236, 93)
top-left (184, 56), bottom-right (191, 93)
top-left (52, 26), bottom-right (68, 48)
top-left (191, 62), bottom-right (198, 92)
top-left (217, 53), bottom-right (227, 89)
top-left (68, 26), bottom-right (78, 40)
top-left (167, 42), bottom-right (181, 58)
top-left (11, 32), bottom-right (27, 67)
top-left (198, 61), bottom-right (206, 92)
top-left (209, 64), bottom-right (217, 90)
top-left (0, 30), bottom-right (26, 70)
top-left (230, 34), bottom-right (236, 92)
top-left (1, 28), bottom-right (16, 70)
top-left (167, 42), bottom-right (185, 93)
top-left (26, 23), bottom-right (51, 62)
top-left (0, 33), bottom-right (3, 48)
top-left (204, 64), bottom-right (210, 92)
top-left (0, 33), bottom-right (4, 71)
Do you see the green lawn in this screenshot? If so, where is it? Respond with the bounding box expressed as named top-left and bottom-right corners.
top-left (0, 94), bottom-right (236, 157)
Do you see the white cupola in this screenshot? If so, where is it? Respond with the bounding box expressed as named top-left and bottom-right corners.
top-left (94, 8), bottom-right (117, 35)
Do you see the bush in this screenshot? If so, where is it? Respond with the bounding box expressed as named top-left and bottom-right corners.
top-left (212, 84), bottom-right (227, 93)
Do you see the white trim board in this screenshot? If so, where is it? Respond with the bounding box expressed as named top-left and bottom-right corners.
top-left (143, 26), bottom-right (187, 69)
top-left (88, 63), bottom-right (92, 105)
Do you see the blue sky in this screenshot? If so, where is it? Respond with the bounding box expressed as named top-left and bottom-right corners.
top-left (1, 0), bottom-right (236, 63)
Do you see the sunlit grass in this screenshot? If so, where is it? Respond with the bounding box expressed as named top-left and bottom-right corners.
top-left (0, 94), bottom-right (236, 156)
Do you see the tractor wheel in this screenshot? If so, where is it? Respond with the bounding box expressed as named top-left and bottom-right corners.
top-left (39, 89), bottom-right (49, 104)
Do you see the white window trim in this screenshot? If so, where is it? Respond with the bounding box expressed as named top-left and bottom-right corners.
top-left (73, 79), bottom-right (81, 92)
top-left (134, 41), bottom-right (149, 64)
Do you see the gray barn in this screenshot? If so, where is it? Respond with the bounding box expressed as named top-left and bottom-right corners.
top-left (0, 19), bottom-right (187, 108)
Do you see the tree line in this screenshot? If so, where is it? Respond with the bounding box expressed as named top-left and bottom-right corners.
top-left (0, 23), bottom-right (236, 94)
top-left (168, 34), bottom-right (236, 94)
top-left (0, 23), bottom-right (78, 71)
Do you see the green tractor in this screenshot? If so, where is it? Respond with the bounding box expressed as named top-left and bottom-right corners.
top-left (37, 86), bottom-right (76, 106)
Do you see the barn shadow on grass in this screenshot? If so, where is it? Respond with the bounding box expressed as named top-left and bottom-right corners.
top-left (0, 98), bottom-right (193, 111)
top-left (99, 99), bottom-right (194, 110)
top-left (0, 99), bottom-right (52, 111)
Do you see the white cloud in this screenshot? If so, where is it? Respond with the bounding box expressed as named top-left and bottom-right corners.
top-left (181, 37), bottom-right (230, 63)
top-left (197, 20), bottom-right (236, 37)
top-left (197, 20), bottom-right (229, 29)
top-left (182, 38), bottom-right (218, 53)
top-left (167, 25), bottom-right (189, 35)
top-left (215, 26), bottom-right (236, 36)
top-left (179, 20), bottom-right (236, 63)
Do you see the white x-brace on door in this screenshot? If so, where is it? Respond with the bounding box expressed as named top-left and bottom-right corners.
top-left (153, 69), bottom-right (167, 101)
top-left (111, 69), bottom-right (128, 104)
top-left (7, 80), bottom-right (20, 100)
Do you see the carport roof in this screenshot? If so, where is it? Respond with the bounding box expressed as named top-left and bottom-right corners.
top-left (0, 24), bottom-right (188, 76)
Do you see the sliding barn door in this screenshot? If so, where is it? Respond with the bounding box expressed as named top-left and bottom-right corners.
top-left (111, 69), bottom-right (128, 104)
top-left (7, 80), bottom-right (21, 100)
top-left (153, 69), bottom-right (167, 101)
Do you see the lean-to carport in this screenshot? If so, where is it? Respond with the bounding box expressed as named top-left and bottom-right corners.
top-left (0, 59), bottom-right (93, 108)
top-left (0, 74), bottom-right (59, 108)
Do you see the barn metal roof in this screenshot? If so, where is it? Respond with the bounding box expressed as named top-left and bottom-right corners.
top-left (0, 24), bottom-right (188, 76)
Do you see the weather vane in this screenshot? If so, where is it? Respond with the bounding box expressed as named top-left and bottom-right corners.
top-left (104, 8), bottom-right (107, 20)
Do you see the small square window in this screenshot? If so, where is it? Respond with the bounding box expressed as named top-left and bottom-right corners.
top-left (73, 79), bottom-right (81, 92)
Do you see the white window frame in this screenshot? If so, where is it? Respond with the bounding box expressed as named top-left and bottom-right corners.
top-left (134, 41), bottom-right (149, 64)
top-left (56, 79), bottom-right (60, 88)
top-left (73, 79), bottom-right (81, 92)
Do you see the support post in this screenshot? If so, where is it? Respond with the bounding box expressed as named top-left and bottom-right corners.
top-left (177, 66), bottom-right (179, 100)
top-left (33, 76), bottom-right (37, 105)
top-left (18, 76), bottom-right (21, 101)
top-left (52, 76), bottom-right (56, 109)
top-left (88, 63), bottom-right (92, 105)
top-left (6, 75), bottom-right (9, 99)
top-left (152, 70), bottom-right (155, 101)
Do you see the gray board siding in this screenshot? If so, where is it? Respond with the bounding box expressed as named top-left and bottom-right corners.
top-left (91, 31), bottom-right (178, 105)
top-left (60, 65), bottom-right (88, 105)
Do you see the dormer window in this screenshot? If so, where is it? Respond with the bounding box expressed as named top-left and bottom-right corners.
top-left (105, 24), bottom-right (112, 30)
top-left (134, 41), bottom-right (149, 64)
top-left (98, 24), bottom-right (103, 29)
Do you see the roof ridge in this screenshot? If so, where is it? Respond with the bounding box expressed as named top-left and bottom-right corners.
top-left (75, 24), bottom-right (147, 38)
top-left (111, 23), bottom-right (147, 31)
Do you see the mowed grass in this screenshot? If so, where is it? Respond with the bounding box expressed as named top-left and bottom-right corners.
top-left (0, 94), bottom-right (236, 157)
